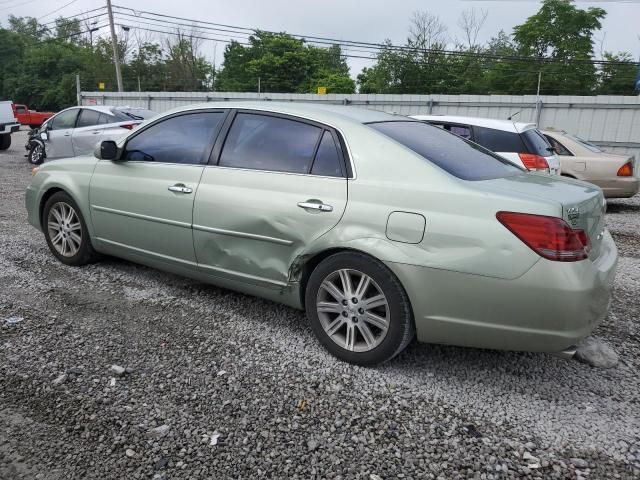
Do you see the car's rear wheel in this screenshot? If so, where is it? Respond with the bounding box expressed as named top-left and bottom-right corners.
top-left (43, 192), bottom-right (99, 266)
top-left (305, 251), bottom-right (415, 366)
top-left (0, 134), bottom-right (10, 150)
top-left (28, 143), bottom-right (45, 165)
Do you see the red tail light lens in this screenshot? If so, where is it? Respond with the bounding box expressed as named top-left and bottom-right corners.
top-left (120, 123), bottom-right (135, 130)
top-left (496, 211), bottom-right (589, 262)
top-left (518, 153), bottom-right (550, 172)
top-left (617, 162), bottom-right (633, 177)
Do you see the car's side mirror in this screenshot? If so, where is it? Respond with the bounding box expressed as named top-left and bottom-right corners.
top-left (98, 140), bottom-right (119, 160)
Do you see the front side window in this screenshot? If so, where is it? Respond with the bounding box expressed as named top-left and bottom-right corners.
top-left (123, 112), bottom-right (225, 164)
top-left (368, 121), bottom-right (522, 181)
top-left (219, 113), bottom-right (322, 174)
top-left (76, 109), bottom-right (102, 128)
top-left (50, 109), bottom-right (79, 130)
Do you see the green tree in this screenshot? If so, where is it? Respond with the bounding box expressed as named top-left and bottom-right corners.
top-left (597, 52), bottom-right (639, 95)
top-left (512, 0), bottom-right (606, 95)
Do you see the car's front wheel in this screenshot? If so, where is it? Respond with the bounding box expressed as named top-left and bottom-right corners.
top-left (43, 191), bottom-right (99, 266)
top-left (28, 143), bottom-right (45, 165)
top-left (305, 251), bottom-right (415, 366)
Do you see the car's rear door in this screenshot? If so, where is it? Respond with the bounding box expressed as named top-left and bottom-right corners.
top-left (89, 110), bottom-right (228, 266)
top-left (192, 110), bottom-right (349, 288)
top-left (71, 109), bottom-right (105, 156)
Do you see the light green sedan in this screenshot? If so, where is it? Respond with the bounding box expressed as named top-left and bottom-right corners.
top-left (25, 102), bottom-right (618, 365)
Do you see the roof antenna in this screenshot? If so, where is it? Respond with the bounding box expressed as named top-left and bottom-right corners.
top-left (507, 110), bottom-right (522, 121)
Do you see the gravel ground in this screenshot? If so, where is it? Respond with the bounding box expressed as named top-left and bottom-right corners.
top-left (1, 130), bottom-right (639, 479)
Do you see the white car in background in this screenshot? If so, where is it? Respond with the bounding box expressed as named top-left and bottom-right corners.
top-left (0, 100), bottom-right (21, 151)
top-left (410, 114), bottom-right (560, 175)
top-left (37, 106), bottom-right (156, 162)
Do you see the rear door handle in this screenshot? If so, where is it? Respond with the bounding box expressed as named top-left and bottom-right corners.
top-left (168, 184), bottom-right (193, 194)
top-left (297, 201), bottom-right (333, 212)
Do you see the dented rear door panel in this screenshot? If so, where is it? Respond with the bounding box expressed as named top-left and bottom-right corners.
top-left (192, 167), bottom-right (347, 288)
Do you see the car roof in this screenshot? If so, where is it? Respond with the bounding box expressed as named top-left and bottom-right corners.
top-left (156, 101), bottom-right (407, 126)
top-left (410, 114), bottom-right (537, 134)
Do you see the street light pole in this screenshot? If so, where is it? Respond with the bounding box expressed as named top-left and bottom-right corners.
top-left (106, 0), bottom-right (123, 92)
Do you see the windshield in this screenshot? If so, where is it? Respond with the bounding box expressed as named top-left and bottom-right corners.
top-left (564, 133), bottom-right (603, 153)
top-left (367, 121), bottom-right (523, 181)
top-left (112, 108), bottom-right (157, 121)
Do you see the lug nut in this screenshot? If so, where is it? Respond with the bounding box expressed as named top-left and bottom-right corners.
top-left (358, 308), bottom-right (364, 314)
top-left (352, 316), bottom-right (358, 323)
top-left (351, 297), bottom-right (358, 304)
top-left (342, 311), bottom-right (348, 317)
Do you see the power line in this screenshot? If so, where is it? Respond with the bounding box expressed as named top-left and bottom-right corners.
top-left (37, 0), bottom-right (79, 21)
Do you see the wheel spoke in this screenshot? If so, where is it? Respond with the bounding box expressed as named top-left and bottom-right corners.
top-left (357, 322), bottom-right (376, 348)
top-left (48, 221), bottom-right (61, 231)
top-left (50, 207), bottom-right (63, 224)
top-left (69, 221), bottom-right (81, 232)
top-left (60, 238), bottom-right (68, 255)
top-left (338, 269), bottom-right (354, 297)
top-left (65, 207), bottom-right (75, 224)
top-left (69, 232), bottom-right (82, 248)
top-left (344, 324), bottom-right (356, 351)
top-left (325, 317), bottom-right (344, 336)
top-left (317, 301), bottom-right (342, 314)
top-left (51, 231), bottom-right (63, 245)
top-left (354, 274), bottom-right (371, 299)
top-left (364, 311), bottom-right (389, 331)
top-left (320, 280), bottom-right (344, 302)
top-left (363, 294), bottom-right (387, 311)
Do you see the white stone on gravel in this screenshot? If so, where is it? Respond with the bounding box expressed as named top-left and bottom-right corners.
top-left (51, 374), bottom-right (67, 386)
top-left (575, 336), bottom-right (619, 368)
top-left (109, 365), bottom-right (126, 376)
top-left (146, 425), bottom-right (170, 439)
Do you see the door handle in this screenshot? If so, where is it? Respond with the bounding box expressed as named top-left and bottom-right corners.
top-left (168, 184), bottom-right (193, 194)
top-left (297, 201), bottom-right (333, 212)
top-left (92, 131), bottom-right (101, 135)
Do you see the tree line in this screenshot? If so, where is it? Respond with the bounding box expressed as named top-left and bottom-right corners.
top-left (0, 0), bottom-right (637, 111)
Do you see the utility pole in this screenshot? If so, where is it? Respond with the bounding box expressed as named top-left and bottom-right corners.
top-left (258, 77), bottom-right (261, 95)
top-left (76, 74), bottom-right (81, 106)
top-left (106, 0), bottom-right (123, 92)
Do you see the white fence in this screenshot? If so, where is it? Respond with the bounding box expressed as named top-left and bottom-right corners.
top-left (81, 92), bottom-right (640, 158)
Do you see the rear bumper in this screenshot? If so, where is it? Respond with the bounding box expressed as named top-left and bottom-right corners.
top-left (25, 185), bottom-right (42, 232)
top-left (386, 230), bottom-right (618, 353)
top-left (591, 177), bottom-right (639, 199)
top-left (0, 122), bottom-right (20, 134)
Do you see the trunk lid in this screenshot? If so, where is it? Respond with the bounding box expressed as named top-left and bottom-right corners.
top-left (475, 173), bottom-right (607, 259)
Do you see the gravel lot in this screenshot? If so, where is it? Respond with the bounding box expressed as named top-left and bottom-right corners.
top-left (1, 130), bottom-right (639, 479)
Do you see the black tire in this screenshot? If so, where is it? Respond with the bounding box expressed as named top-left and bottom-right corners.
top-left (27, 143), bottom-right (45, 165)
top-left (29, 125), bottom-right (39, 130)
top-left (42, 191), bottom-right (100, 266)
top-left (305, 251), bottom-right (415, 366)
top-left (0, 134), bottom-right (10, 151)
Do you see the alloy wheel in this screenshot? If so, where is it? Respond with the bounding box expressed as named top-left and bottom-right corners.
top-left (47, 202), bottom-right (82, 257)
top-left (316, 269), bottom-right (390, 352)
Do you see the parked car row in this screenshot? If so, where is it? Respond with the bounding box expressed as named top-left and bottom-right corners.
top-left (26, 102), bottom-right (619, 365)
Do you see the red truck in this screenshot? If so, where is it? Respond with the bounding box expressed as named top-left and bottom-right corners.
top-left (12, 104), bottom-right (55, 129)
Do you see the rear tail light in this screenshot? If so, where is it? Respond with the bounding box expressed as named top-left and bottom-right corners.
top-left (617, 161), bottom-right (633, 177)
top-left (496, 211), bottom-right (589, 262)
top-left (120, 123), bottom-right (135, 130)
top-left (519, 153), bottom-right (550, 173)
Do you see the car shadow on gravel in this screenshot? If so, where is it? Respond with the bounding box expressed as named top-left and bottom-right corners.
top-left (606, 201), bottom-right (640, 213)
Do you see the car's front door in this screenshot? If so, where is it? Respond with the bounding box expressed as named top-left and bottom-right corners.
top-left (46, 108), bottom-right (79, 159)
top-left (89, 110), bottom-right (228, 266)
top-left (72, 108), bottom-right (105, 156)
top-left (193, 111), bottom-right (349, 288)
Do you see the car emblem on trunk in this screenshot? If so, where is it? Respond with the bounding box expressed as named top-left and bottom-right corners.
top-left (567, 207), bottom-right (580, 226)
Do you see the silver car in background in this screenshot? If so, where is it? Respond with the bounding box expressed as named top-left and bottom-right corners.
top-left (38, 106), bottom-right (156, 161)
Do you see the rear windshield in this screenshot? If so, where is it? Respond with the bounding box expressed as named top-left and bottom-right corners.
top-left (521, 129), bottom-right (554, 157)
top-left (564, 133), bottom-right (603, 153)
top-left (473, 126), bottom-right (527, 152)
top-left (368, 121), bottom-right (522, 181)
top-left (112, 109), bottom-right (157, 121)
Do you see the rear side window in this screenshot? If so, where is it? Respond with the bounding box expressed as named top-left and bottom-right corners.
top-left (220, 113), bottom-right (322, 174)
top-left (311, 131), bottom-right (343, 177)
top-left (368, 121), bottom-right (522, 181)
top-left (544, 135), bottom-right (572, 156)
top-left (521, 129), bottom-right (553, 156)
top-left (76, 109), bottom-right (102, 128)
top-left (123, 112), bottom-right (225, 164)
top-left (473, 127), bottom-right (527, 152)
top-left (99, 113), bottom-right (118, 125)
top-left (16, 106), bottom-right (26, 113)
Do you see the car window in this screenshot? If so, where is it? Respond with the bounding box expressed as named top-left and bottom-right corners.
top-left (98, 113), bottom-right (118, 125)
top-left (544, 135), bottom-right (572, 156)
top-left (447, 124), bottom-right (471, 139)
top-left (473, 126), bottom-right (527, 152)
top-left (123, 112), bottom-right (225, 164)
top-left (76, 109), bottom-right (102, 128)
top-left (521, 129), bottom-right (553, 157)
top-left (564, 133), bottom-right (603, 153)
top-left (311, 131), bottom-right (344, 177)
top-left (219, 113), bottom-right (322, 174)
top-left (368, 121), bottom-right (522, 181)
top-left (50, 109), bottom-right (79, 130)
top-left (16, 106), bottom-right (26, 113)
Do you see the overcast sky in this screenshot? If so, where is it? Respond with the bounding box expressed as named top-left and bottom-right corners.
top-left (2, 0), bottom-right (639, 76)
